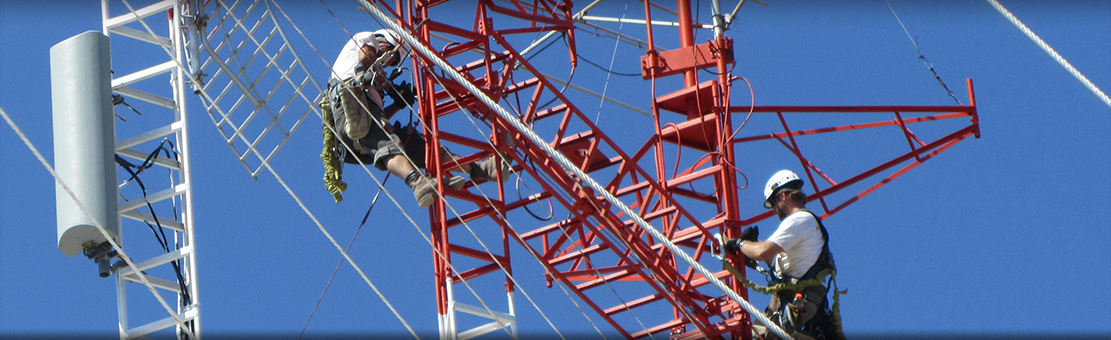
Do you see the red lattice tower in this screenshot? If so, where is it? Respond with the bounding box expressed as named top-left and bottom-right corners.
top-left (378, 1), bottom-right (979, 339)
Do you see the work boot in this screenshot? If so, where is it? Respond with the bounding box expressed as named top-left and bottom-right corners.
top-left (339, 85), bottom-right (372, 140)
top-left (469, 157), bottom-right (510, 183)
top-left (408, 173), bottom-right (466, 208)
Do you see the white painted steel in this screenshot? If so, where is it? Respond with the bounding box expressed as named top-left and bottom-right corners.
top-left (120, 210), bottom-right (187, 231)
top-left (580, 15), bottom-right (713, 29)
top-left (103, 0), bottom-right (174, 29)
top-left (444, 277), bottom-right (518, 340)
top-left (114, 245), bottom-right (193, 275)
top-left (116, 272), bottom-right (128, 340)
top-left (116, 184), bottom-right (188, 213)
top-left (100, 0), bottom-right (202, 338)
top-left (111, 61), bottom-right (176, 88)
top-left (194, 0), bottom-right (320, 179)
top-left (125, 307), bottom-right (199, 338)
top-left (116, 148), bottom-right (182, 169)
top-left (114, 86), bottom-right (178, 108)
top-left (115, 122), bottom-right (184, 150)
top-left (123, 273), bottom-right (181, 292)
top-left (108, 26), bottom-right (173, 46)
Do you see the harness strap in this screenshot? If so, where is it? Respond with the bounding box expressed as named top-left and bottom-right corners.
top-left (723, 259), bottom-right (832, 295)
top-left (723, 260), bottom-right (844, 339)
top-left (720, 208), bottom-right (845, 339)
top-left (796, 208), bottom-right (835, 282)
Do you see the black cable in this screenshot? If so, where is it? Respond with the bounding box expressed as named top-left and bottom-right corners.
top-left (531, 34), bottom-right (578, 113)
top-left (884, 0), bottom-right (963, 105)
top-left (112, 94), bottom-right (145, 119)
top-left (577, 53), bottom-right (640, 77)
top-left (115, 139), bottom-right (192, 307)
top-left (298, 173), bottom-right (390, 340)
top-left (518, 157), bottom-right (554, 221)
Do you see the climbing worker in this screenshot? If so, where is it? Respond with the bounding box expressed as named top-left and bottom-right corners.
top-left (721, 170), bottom-right (843, 340)
top-left (323, 28), bottom-right (507, 207)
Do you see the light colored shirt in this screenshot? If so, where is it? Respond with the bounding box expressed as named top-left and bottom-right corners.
top-left (329, 31), bottom-right (384, 110)
top-left (330, 31), bottom-right (377, 81)
top-left (766, 210), bottom-right (824, 279)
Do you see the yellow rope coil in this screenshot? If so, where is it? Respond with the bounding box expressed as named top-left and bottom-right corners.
top-left (320, 100), bottom-right (347, 203)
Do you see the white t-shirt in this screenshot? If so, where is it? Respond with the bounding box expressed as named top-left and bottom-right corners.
top-left (766, 210), bottom-right (825, 279)
top-left (330, 31), bottom-right (378, 81)
top-left (329, 31), bottom-right (385, 109)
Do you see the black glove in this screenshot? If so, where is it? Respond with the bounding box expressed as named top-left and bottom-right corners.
top-left (723, 238), bottom-right (760, 269)
top-left (740, 226), bottom-right (759, 242)
top-left (722, 226), bottom-right (757, 255)
top-left (723, 239), bottom-right (744, 255)
top-left (388, 81), bottom-right (417, 108)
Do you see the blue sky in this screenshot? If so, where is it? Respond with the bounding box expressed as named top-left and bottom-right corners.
top-left (2, 0), bottom-right (1109, 338)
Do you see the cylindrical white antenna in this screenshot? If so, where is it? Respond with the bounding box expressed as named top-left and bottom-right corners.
top-left (51, 31), bottom-right (120, 258)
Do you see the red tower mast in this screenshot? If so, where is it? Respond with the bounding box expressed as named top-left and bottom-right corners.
top-left (370, 0), bottom-right (979, 338)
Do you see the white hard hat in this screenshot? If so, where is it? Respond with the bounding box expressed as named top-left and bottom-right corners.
top-left (763, 170), bottom-right (803, 208)
top-left (372, 29), bottom-right (408, 66)
top-left (373, 29), bottom-right (401, 46)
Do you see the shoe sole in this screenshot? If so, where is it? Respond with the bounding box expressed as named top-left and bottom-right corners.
top-left (416, 175), bottom-right (466, 208)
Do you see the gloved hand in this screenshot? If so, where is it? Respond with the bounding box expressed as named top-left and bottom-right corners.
top-left (388, 81), bottom-right (417, 108)
top-left (723, 239), bottom-right (744, 255)
top-left (723, 238), bottom-right (760, 269)
top-left (739, 226), bottom-right (759, 242)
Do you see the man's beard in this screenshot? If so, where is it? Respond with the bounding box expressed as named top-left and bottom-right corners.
top-left (774, 205), bottom-right (787, 221)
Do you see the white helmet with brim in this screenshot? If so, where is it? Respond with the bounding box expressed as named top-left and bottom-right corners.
top-left (372, 29), bottom-right (408, 66)
top-left (763, 170), bottom-right (804, 208)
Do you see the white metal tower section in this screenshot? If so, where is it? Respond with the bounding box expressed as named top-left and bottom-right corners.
top-left (101, 0), bottom-right (201, 338)
top-left (193, 0), bottom-right (322, 179)
top-left (97, 0), bottom-right (321, 337)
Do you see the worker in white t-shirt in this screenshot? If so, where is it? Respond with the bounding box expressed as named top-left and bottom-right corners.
top-left (324, 29), bottom-right (507, 208)
top-left (723, 170), bottom-right (841, 339)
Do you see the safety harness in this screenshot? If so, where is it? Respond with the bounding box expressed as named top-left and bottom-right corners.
top-left (321, 71), bottom-right (418, 204)
top-left (722, 209), bottom-right (845, 339)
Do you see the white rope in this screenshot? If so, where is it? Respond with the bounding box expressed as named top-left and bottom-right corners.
top-left (985, 0), bottom-right (1111, 109)
top-left (358, 1), bottom-right (794, 339)
top-left (0, 107), bottom-right (197, 339)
